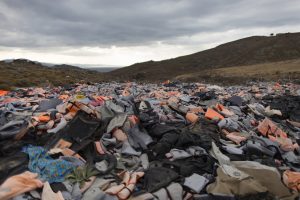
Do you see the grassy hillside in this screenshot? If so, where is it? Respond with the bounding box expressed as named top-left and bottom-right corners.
top-left (0, 59), bottom-right (105, 89)
top-left (107, 32), bottom-right (300, 81)
top-left (1, 33), bottom-right (300, 89)
top-left (175, 59), bottom-right (300, 84)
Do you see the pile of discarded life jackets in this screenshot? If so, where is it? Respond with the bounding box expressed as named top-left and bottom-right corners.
top-left (0, 81), bottom-right (300, 200)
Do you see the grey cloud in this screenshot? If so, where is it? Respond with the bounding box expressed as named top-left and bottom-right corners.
top-left (0, 0), bottom-right (299, 49)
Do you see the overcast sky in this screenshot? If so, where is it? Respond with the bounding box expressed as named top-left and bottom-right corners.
top-left (0, 0), bottom-right (299, 67)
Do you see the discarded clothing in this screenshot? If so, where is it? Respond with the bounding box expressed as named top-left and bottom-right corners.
top-left (22, 145), bottom-right (76, 183)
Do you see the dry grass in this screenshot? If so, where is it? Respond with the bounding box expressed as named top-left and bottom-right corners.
top-left (108, 33), bottom-right (300, 82)
top-left (0, 60), bottom-right (106, 89)
top-left (176, 59), bottom-right (300, 84)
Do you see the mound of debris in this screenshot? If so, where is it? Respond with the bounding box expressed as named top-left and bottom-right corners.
top-left (0, 81), bottom-right (300, 200)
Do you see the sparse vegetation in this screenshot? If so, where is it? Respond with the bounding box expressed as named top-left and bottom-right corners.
top-left (175, 59), bottom-right (300, 84)
top-left (107, 32), bottom-right (300, 83)
top-left (0, 59), bottom-right (105, 89)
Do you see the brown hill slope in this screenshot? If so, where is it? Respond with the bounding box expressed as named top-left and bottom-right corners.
top-left (176, 59), bottom-right (300, 84)
top-left (0, 59), bottom-right (105, 89)
top-left (108, 32), bottom-right (300, 81)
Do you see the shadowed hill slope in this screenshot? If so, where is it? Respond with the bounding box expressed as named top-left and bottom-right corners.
top-left (108, 32), bottom-right (300, 82)
top-left (0, 59), bottom-right (105, 89)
